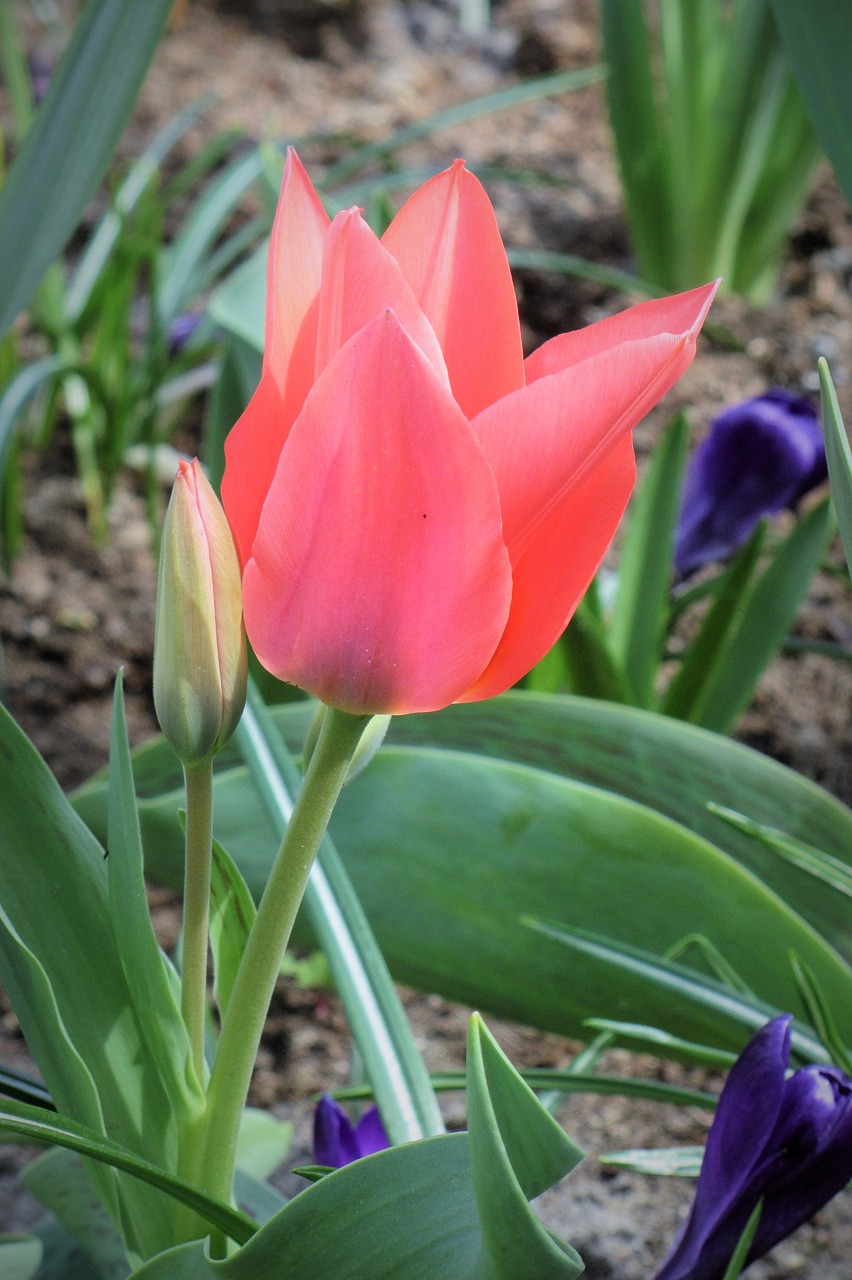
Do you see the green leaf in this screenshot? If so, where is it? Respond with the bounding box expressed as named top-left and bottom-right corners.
top-left (235, 1109), bottom-right (292, 1182)
top-left (21, 1149), bottom-right (130, 1280)
top-left (0, 0), bottom-right (174, 340)
top-left (789, 954), bottom-right (852, 1074)
top-left (598, 1146), bottom-right (704, 1177)
top-left (130, 1015), bottom-right (585, 1279)
top-left (582, 1019), bottom-right (737, 1068)
top-left (770, 0), bottom-right (852, 204)
top-left (107, 674), bottom-right (202, 1111)
top-left (209, 839), bottom-right (257, 1024)
top-left (610, 411), bottom-right (690, 704)
top-left (556, 596), bottom-right (634, 703)
top-left (722, 1199), bottom-right (763, 1280)
top-left (687, 497), bottom-right (833, 733)
top-left (709, 803), bottom-right (852, 901)
top-left (818, 358), bottom-right (852, 576)
top-left (0, 1237), bottom-right (43, 1280)
top-left (660, 520), bottom-right (767, 722)
top-left (32, 1215), bottom-right (104, 1280)
top-left (0, 1097), bottom-right (256, 1247)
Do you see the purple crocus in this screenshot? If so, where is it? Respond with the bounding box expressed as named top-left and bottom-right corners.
top-left (313, 1095), bottom-right (389, 1168)
top-left (675, 389), bottom-right (827, 577)
top-left (655, 1016), bottom-right (852, 1280)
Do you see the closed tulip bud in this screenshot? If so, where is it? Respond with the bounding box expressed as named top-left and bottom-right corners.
top-left (154, 458), bottom-right (247, 765)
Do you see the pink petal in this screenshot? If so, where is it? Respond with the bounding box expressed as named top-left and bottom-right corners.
top-left (222, 151), bottom-right (330, 567)
top-left (525, 281), bottom-right (718, 384)
top-left (382, 160), bottom-right (524, 418)
top-left (243, 311), bottom-right (512, 714)
top-left (315, 210), bottom-right (448, 383)
top-left (461, 438), bottom-right (635, 701)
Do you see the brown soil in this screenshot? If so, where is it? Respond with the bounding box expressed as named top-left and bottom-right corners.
top-left (1, 1), bottom-right (851, 1275)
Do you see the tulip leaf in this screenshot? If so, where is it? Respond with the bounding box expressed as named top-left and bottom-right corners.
top-left (235, 1109), bottom-right (293, 1183)
top-left (107, 674), bottom-right (201, 1113)
top-left (0, 1238), bottom-right (42, 1280)
top-left (0, 0), bottom-right (174, 341)
top-left (20, 1149), bottom-right (130, 1280)
top-left (209, 838), bottom-right (257, 1024)
top-left (0, 1097), bottom-right (256, 1247)
top-left (610, 411), bottom-right (690, 704)
top-left (598, 1146), bottom-right (704, 1177)
top-left (818, 357), bottom-right (852, 576)
top-left (554, 596), bottom-right (634, 703)
top-left (130, 1015), bottom-right (585, 1280)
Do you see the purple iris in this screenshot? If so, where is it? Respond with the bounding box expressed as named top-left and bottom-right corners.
top-left (655, 1016), bottom-right (852, 1280)
top-left (675, 389), bottom-right (827, 577)
top-left (313, 1095), bottom-right (389, 1168)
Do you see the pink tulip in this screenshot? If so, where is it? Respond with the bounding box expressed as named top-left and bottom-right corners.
top-left (222, 150), bottom-right (716, 715)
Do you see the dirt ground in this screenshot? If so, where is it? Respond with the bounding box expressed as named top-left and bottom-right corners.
top-left (1, 1), bottom-right (851, 1275)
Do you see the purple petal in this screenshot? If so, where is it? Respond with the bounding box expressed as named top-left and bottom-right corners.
top-left (313, 1095), bottom-right (361, 1168)
top-left (675, 389), bottom-right (825, 577)
top-left (354, 1106), bottom-right (390, 1158)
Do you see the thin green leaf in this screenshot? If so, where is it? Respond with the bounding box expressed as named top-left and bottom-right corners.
top-left (691, 497), bottom-right (833, 733)
top-left (0, 0), bottom-right (174, 340)
top-left (107, 674), bottom-right (202, 1111)
top-left (610, 412), bottom-right (690, 703)
top-left (660, 520), bottom-right (767, 722)
top-left (0, 1063), bottom-right (53, 1110)
top-left (722, 1199), bottom-right (763, 1280)
top-left (556, 595), bottom-right (634, 703)
top-left (664, 934), bottom-right (755, 996)
top-left (709, 803), bottom-right (852, 901)
top-left (789, 954), bottom-right (852, 1074)
top-left (818, 358), bottom-right (852, 576)
top-left (0, 1097), bottom-right (255, 1246)
top-left (599, 1145), bottom-right (704, 1177)
top-left (582, 1019), bottom-right (737, 1069)
top-left (209, 839), bottom-right (257, 1024)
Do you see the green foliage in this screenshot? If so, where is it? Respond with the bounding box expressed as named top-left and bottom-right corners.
top-left (599, 0), bottom-right (823, 300)
top-left (819, 359), bottom-right (852, 577)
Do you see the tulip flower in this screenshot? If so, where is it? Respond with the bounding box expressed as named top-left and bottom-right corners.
top-left (153, 458), bottom-right (247, 765)
top-left (675, 388), bottom-right (827, 577)
top-left (222, 149), bottom-right (716, 714)
top-left (313, 1095), bottom-right (389, 1168)
top-left (655, 1016), bottom-right (852, 1280)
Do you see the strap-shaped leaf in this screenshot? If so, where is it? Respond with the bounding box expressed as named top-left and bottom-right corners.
top-left (819, 358), bottom-right (852, 576)
top-left (0, 0), bottom-right (174, 340)
top-left (209, 840), bottom-right (257, 1024)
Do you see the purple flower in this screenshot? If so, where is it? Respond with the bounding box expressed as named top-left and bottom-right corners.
top-left (675, 389), bottom-right (827, 577)
top-left (168, 311), bottom-right (202, 355)
top-left (313, 1095), bottom-right (389, 1168)
top-left (655, 1016), bottom-right (852, 1280)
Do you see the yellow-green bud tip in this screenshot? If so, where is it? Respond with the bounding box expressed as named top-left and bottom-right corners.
top-left (153, 458), bottom-right (247, 766)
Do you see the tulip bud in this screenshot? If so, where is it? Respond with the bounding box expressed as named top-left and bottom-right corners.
top-left (154, 459), bottom-right (247, 765)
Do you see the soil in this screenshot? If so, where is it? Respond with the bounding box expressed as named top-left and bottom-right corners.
top-left (1, 1), bottom-right (851, 1276)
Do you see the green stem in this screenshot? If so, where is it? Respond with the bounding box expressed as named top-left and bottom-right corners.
top-left (198, 707), bottom-right (368, 1209)
top-left (181, 760), bottom-right (214, 1088)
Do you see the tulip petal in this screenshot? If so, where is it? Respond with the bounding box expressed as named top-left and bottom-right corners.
top-left (461, 437), bottom-right (635, 701)
top-left (382, 160), bottom-right (524, 418)
top-left (243, 311), bottom-right (512, 715)
top-left (315, 209), bottom-right (448, 383)
top-left (524, 281), bottom-right (718, 385)
top-left (222, 152), bottom-right (330, 567)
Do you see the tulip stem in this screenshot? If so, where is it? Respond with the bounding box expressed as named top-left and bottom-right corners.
top-left (181, 760), bottom-right (214, 1089)
top-left (198, 707), bottom-right (369, 1216)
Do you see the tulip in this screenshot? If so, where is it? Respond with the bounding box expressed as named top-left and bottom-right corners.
top-left (153, 458), bottom-right (247, 765)
top-left (675, 388), bottom-right (827, 577)
top-left (655, 1016), bottom-right (852, 1280)
top-left (222, 149), bottom-right (716, 715)
top-left (313, 1095), bottom-right (389, 1168)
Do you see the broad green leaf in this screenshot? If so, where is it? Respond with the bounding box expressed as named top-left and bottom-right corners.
top-left (107, 675), bottom-right (202, 1111)
top-left (599, 1146), bottom-right (703, 1177)
top-left (21, 1149), bottom-right (130, 1280)
top-left (770, 0), bottom-right (852, 204)
top-left (610, 412), bottom-right (690, 704)
top-left (130, 1015), bottom-right (585, 1280)
top-left (819, 358), bottom-right (852, 576)
top-left (0, 1097), bottom-right (255, 1248)
top-left (75, 692), bottom-right (852, 969)
top-left (0, 1237), bottom-right (43, 1280)
top-left (235, 1109), bottom-right (292, 1183)
top-left (0, 0), bottom-right (174, 340)
top-left (33, 1215), bottom-right (105, 1280)
top-left (209, 839), bottom-right (257, 1023)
